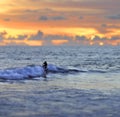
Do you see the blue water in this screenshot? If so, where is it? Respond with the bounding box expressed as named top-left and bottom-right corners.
top-left (0, 46), bottom-right (120, 117)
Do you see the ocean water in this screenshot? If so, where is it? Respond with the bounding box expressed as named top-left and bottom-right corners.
top-left (0, 46), bottom-right (120, 117)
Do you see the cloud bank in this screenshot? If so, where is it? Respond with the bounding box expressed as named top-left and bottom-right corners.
top-left (0, 30), bottom-right (119, 46)
top-left (39, 15), bottom-right (66, 21)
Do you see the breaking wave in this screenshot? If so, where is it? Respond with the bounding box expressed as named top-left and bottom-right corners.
top-left (0, 64), bottom-right (80, 80)
top-left (0, 64), bottom-right (110, 80)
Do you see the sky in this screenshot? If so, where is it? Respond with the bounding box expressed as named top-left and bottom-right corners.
top-left (0, 0), bottom-right (120, 46)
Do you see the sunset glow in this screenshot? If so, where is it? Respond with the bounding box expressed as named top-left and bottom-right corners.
top-left (52, 40), bottom-right (68, 45)
top-left (0, 0), bottom-right (120, 46)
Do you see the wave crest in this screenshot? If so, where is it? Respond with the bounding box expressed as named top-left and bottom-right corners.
top-left (0, 64), bottom-right (108, 80)
top-left (0, 64), bottom-right (80, 80)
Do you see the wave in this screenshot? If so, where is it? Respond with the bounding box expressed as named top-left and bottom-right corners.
top-left (0, 65), bottom-right (44, 80)
top-left (0, 64), bottom-right (110, 80)
top-left (0, 64), bottom-right (82, 80)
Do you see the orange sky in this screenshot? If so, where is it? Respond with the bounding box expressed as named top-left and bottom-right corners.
top-left (0, 0), bottom-right (120, 46)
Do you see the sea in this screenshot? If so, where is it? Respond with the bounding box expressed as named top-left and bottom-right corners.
top-left (0, 46), bottom-right (120, 117)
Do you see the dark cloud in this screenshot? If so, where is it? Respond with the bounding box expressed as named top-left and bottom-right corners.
top-left (39, 15), bottom-right (66, 21)
top-left (39, 16), bottom-right (49, 21)
top-left (101, 24), bottom-right (107, 28)
top-left (0, 31), bottom-right (7, 42)
top-left (110, 36), bottom-right (120, 41)
top-left (0, 31), bottom-right (7, 40)
top-left (6, 42), bottom-right (28, 46)
top-left (96, 24), bottom-right (113, 34)
top-left (51, 16), bottom-right (66, 20)
top-left (29, 0), bottom-right (40, 2)
top-left (17, 35), bottom-right (28, 40)
top-left (74, 35), bottom-right (90, 45)
top-left (107, 14), bottom-right (120, 20)
top-left (79, 16), bottom-right (84, 19)
top-left (7, 36), bottom-right (15, 40)
top-left (24, 8), bottom-right (54, 14)
top-left (43, 8), bottom-right (54, 12)
top-left (28, 30), bottom-right (43, 40)
top-left (90, 36), bottom-right (119, 46)
top-left (101, 24), bottom-right (120, 29)
top-left (44, 34), bottom-right (71, 40)
top-left (4, 18), bottom-right (10, 22)
top-left (0, 31), bottom-right (7, 36)
top-left (93, 36), bottom-right (103, 41)
top-left (0, 35), bottom-right (3, 41)
top-left (75, 35), bottom-right (87, 41)
top-left (8, 34), bottom-right (28, 40)
top-left (42, 34), bottom-right (73, 45)
top-left (0, 29), bottom-right (120, 46)
top-left (24, 9), bottom-right (39, 13)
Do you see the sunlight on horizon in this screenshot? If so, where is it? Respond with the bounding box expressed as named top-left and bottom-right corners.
top-left (0, 0), bottom-right (119, 46)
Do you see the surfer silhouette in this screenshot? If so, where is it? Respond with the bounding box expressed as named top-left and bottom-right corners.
top-left (42, 61), bottom-right (48, 78)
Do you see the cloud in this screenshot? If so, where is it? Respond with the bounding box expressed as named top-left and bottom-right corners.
top-left (74, 35), bottom-right (119, 46)
top-left (79, 16), bottom-right (84, 19)
top-left (16, 35), bottom-right (28, 40)
top-left (107, 36), bottom-right (120, 45)
top-left (0, 31), bottom-right (7, 41)
top-left (75, 35), bottom-right (87, 41)
top-left (42, 34), bottom-right (73, 45)
top-left (28, 30), bottom-right (43, 40)
top-left (101, 24), bottom-right (107, 28)
top-left (96, 24), bottom-right (115, 34)
top-left (74, 35), bottom-right (90, 45)
top-left (99, 24), bottom-right (120, 34)
top-left (110, 36), bottom-right (120, 41)
top-left (107, 14), bottom-right (120, 20)
top-left (39, 15), bottom-right (67, 21)
top-left (0, 35), bottom-right (3, 41)
top-left (0, 29), bottom-right (120, 46)
top-left (44, 34), bottom-right (72, 40)
top-left (4, 18), bottom-right (10, 22)
top-left (39, 16), bottom-right (49, 21)
top-left (24, 9), bottom-right (39, 13)
top-left (0, 31), bottom-right (7, 36)
top-left (7, 34), bottom-right (28, 40)
top-left (101, 24), bottom-right (120, 29)
top-left (92, 36), bottom-right (103, 41)
top-left (51, 16), bottom-right (66, 20)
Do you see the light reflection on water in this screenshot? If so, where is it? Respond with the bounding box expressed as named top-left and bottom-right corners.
top-left (0, 72), bottom-right (120, 117)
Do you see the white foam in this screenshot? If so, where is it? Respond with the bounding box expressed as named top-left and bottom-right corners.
top-left (0, 65), bottom-right (45, 80)
top-left (0, 64), bottom-right (80, 80)
top-left (47, 64), bottom-right (59, 71)
top-left (0, 64), bottom-right (63, 80)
